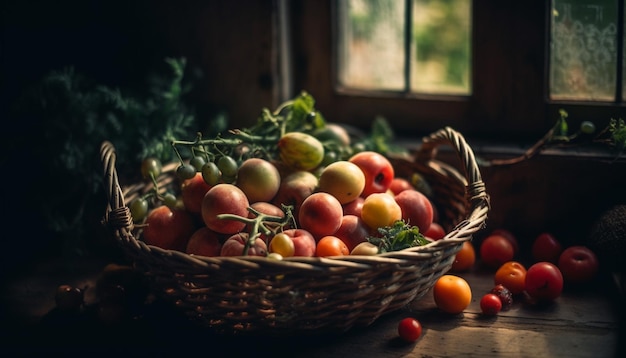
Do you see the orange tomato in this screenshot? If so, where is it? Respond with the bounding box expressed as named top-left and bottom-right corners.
top-left (450, 241), bottom-right (476, 272)
top-left (494, 261), bottom-right (527, 295)
top-left (316, 236), bottom-right (349, 257)
top-left (432, 274), bottom-right (472, 314)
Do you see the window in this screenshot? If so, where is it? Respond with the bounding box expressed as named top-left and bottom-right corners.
top-left (336, 0), bottom-right (471, 95)
top-left (289, 0), bottom-right (626, 142)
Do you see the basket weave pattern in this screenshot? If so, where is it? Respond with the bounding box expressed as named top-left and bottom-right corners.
top-left (101, 126), bottom-right (490, 334)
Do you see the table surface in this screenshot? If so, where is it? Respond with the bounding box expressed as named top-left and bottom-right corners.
top-left (1, 254), bottom-right (624, 358)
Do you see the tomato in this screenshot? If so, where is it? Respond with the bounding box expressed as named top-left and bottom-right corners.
top-left (480, 293), bottom-right (502, 316)
top-left (398, 317), bottom-right (422, 342)
top-left (494, 261), bottom-right (527, 295)
top-left (282, 229), bottom-right (317, 257)
top-left (450, 241), bottom-right (476, 272)
top-left (348, 151), bottom-right (395, 197)
top-left (490, 284), bottom-right (513, 310)
top-left (185, 227), bottom-right (223, 257)
top-left (334, 215), bottom-right (370, 251)
top-left (360, 192), bottom-right (402, 230)
top-left (531, 232), bottom-right (563, 264)
top-left (269, 233), bottom-right (296, 257)
top-left (557, 245), bottom-right (599, 284)
top-left (316, 236), bottom-right (349, 257)
top-left (143, 205), bottom-right (196, 251)
top-left (432, 274), bottom-right (472, 314)
top-left (298, 192), bottom-right (344, 239)
top-left (491, 228), bottom-right (519, 254)
top-left (424, 222), bottom-right (446, 241)
top-left (389, 177), bottom-right (415, 195)
top-left (181, 172), bottom-right (212, 214)
top-left (235, 158), bottom-right (281, 203)
top-left (525, 262), bottom-right (564, 301)
top-left (479, 234), bottom-right (515, 269)
top-left (394, 189), bottom-right (434, 233)
top-left (317, 160), bottom-right (366, 204)
top-left (220, 233), bottom-right (267, 257)
top-left (202, 184), bottom-right (250, 234)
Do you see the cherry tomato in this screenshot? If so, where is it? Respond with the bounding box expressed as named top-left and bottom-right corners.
top-left (432, 274), bottom-right (472, 314)
top-left (398, 317), bottom-right (423, 342)
top-left (525, 262), bottom-right (564, 301)
top-left (479, 234), bottom-right (515, 269)
top-left (531, 232), bottom-right (563, 264)
top-left (316, 236), bottom-right (349, 257)
top-left (494, 261), bottom-right (527, 295)
top-left (490, 284), bottom-right (513, 310)
top-left (557, 245), bottom-right (599, 284)
top-left (269, 233), bottom-right (296, 257)
top-left (450, 241), bottom-right (476, 272)
top-left (480, 293), bottom-right (502, 316)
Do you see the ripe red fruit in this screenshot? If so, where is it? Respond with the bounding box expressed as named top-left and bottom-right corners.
top-left (394, 189), bottom-right (434, 233)
top-left (480, 293), bottom-right (503, 316)
top-left (398, 317), bottom-right (423, 342)
top-left (479, 234), bottom-right (515, 269)
top-left (143, 205), bottom-right (196, 251)
top-left (201, 184), bottom-right (250, 234)
top-left (181, 173), bottom-right (212, 214)
top-left (531, 232), bottom-right (563, 264)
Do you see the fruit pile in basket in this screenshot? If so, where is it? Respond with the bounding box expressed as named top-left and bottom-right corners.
top-left (127, 91), bottom-right (438, 259)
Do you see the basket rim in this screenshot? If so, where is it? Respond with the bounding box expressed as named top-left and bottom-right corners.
top-left (101, 126), bottom-right (490, 269)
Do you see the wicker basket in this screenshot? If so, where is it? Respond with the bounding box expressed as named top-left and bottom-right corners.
top-left (100, 126), bottom-right (490, 335)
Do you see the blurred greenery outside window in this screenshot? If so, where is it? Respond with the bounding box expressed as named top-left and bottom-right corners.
top-left (337, 0), bottom-right (626, 103)
top-left (336, 0), bottom-right (471, 95)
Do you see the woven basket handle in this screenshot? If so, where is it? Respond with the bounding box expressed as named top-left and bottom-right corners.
top-left (415, 126), bottom-right (490, 225)
top-left (100, 141), bottom-right (134, 234)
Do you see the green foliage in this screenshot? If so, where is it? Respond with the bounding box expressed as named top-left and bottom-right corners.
top-left (608, 118), bottom-right (626, 151)
top-left (368, 220), bottom-right (430, 253)
top-left (14, 57), bottom-right (201, 255)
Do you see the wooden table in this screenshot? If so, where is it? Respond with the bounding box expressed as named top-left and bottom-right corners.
top-left (1, 254), bottom-right (623, 357)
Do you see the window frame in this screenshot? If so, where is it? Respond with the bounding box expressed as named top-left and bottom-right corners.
top-left (288, 0), bottom-right (626, 142)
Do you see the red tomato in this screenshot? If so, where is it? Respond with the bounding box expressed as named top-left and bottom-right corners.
top-left (316, 236), bottom-right (349, 257)
top-left (398, 317), bottom-right (422, 342)
top-left (181, 173), bottom-right (213, 214)
top-left (348, 151), bottom-right (395, 197)
top-left (531, 232), bottom-right (563, 264)
top-left (494, 261), bottom-right (527, 295)
top-left (525, 262), bottom-right (564, 301)
top-left (490, 284), bottom-right (513, 310)
top-left (202, 184), bottom-right (250, 234)
top-left (298, 192), bottom-right (344, 239)
top-left (389, 177), bottom-right (415, 195)
top-left (394, 189), bottom-right (434, 233)
top-left (480, 293), bottom-right (502, 316)
top-left (425, 222), bottom-right (446, 240)
top-left (185, 227), bottom-right (223, 257)
top-left (557, 246), bottom-right (599, 284)
top-left (432, 275), bottom-right (472, 314)
top-left (491, 228), bottom-right (519, 254)
top-left (282, 229), bottom-right (317, 257)
top-left (479, 234), bottom-right (515, 269)
top-left (220, 233), bottom-right (267, 257)
top-left (450, 241), bottom-right (476, 272)
top-left (143, 205), bottom-right (196, 251)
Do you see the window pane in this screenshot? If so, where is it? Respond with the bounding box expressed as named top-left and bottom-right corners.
top-left (337, 0), bottom-right (406, 90)
top-left (550, 0), bottom-right (618, 101)
top-left (411, 0), bottom-right (471, 94)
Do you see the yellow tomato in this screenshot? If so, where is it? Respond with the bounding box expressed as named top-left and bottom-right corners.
top-left (360, 193), bottom-right (402, 230)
